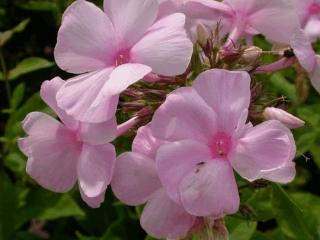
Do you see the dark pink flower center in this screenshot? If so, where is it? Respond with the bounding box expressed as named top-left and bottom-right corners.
top-left (309, 3), bottom-right (320, 15)
top-left (114, 49), bottom-right (131, 66)
top-left (209, 132), bottom-right (231, 159)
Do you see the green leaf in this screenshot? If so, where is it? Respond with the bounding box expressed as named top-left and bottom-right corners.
top-left (271, 184), bottom-right (313, 240)
top-left (3, 57), bottom-right (54, 81)
top-left (225, 217), bottom-right (257, 240)
top-left (297, 104), bottom-right (320, 127)
top-left (296, 131), bottom-right (318, 156)
top-left (4, 152), bottom-right (26, 173)
top-left (19, 189), bottom-right (85, 225)
top-left (0, 171), bottom-right (20, 239)
top-left (270, 73), bottom-right (298, 105)
top-left (11, 83), bottom-right (26, 110)
top-left (290, 192), bottom-right (320, 238)
top-left (0, 19), bottom-right (30, 47)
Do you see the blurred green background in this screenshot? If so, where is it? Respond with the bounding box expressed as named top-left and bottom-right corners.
top-left (0, 0), bottom-right (320, 240)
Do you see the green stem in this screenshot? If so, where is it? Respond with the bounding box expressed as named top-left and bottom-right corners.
top-left (0, 48), bottom-right (11, 107)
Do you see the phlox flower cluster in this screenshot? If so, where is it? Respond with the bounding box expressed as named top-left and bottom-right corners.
top-left (18, 0), bottom-right (317, 239)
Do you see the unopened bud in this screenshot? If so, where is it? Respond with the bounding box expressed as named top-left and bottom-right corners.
top-left (120, 101), bottom-right (145, 110)
top-left (197, 23), bottom-right (208, 47)
top-left (219, 48), bottom-right (241, 64)
top-left (117, 116), bottom-right (139, 136)
top-left (263, 107), bottom-right (305, 129)
top-left (241, 46), bottom-right (262, 64)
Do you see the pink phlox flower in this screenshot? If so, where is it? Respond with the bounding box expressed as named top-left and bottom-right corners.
top-left (185, 0), bottom-right (300, 48)
top-left (111, 125), bottom-right (196, 239)
top-left (151, 69), bottom-right (296, 217)
top-left (18, 77), bottom-right (117, 208)
top-left (54, 0), bottom-right (193, 123)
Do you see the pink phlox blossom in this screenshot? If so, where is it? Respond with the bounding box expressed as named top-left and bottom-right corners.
top-left (151, 69), bottom-right (296, 217)
top-left (18, 77), bottom-right (117, 208)
top-left (185, 0), bottom-right (300, 48)
top-left (54, 0), bottom-right (193, 123)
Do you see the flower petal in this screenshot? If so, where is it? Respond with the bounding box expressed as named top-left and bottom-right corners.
top-left (244, 0), bottom-right (299, 43)
top-left (104, 0), bottom-right (158, 48)
top-left (310, 55), bottom-right (320, 93)
top-left (290, 29), bottom-right (316, 72)
top-left (262, 162), bottom-right (296, 184)
top-left (79, 118), bottom-right (117, 145)
top-left (111, 152), bottom-right (161, 205)
top-left (55, 0), bottom-right (117, 73)
top-left (56, 68), bottom-right (118, 123)
top-left (132, 124), bottom-right (167, 159)
top-left (131, 13), bottom-right (193, 76)
top-left (40, 77), bottom-right (78, 129)
top-left (21, 112), bottom-right (79, 192)
top-left (193, 69), bottom-right (251, 134)
top-left (156, 140), bottom-right (212, 202)
top-left (140, 189), bottom-right (195, 239)
top-left (79, 188), bottom-right (105, 208)
top-left (77, 143), bottom-right (116, 198)
top-left (151, 87), bottom-right (217, 142)
top-left (304, 17), bottom-right (320, 43)
top-left (231, 120), bottom-right (296, 182)
top-left (102, 63), bottom-right (152, 97)
top-left (179, 160), bottom-right (239, 217)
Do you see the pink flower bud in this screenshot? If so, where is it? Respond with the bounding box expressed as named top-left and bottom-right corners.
top-left (241, 46), bottom-right (262, 64)
top-left (263, 107), bottom-right (305, 129)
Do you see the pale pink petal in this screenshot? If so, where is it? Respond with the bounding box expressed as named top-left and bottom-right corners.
top-left (304, 17), bottom-right (320, 42)
top-left (77, 143), bottom-right (116, 198)
top-left (249, 1), bottom-right (299, 43)
top-left (22, 112), bottom-right (62, 136)
top-left (103, 0), bottom-right (158, 48)
top-left (79, 118), bottom-right (117, 145)
top-left (290, 29), bottom-right (316, 72)
top-left (310, 55), bottom-right (320, 93)
top-left (56, 68), bottom-right (118, 123)
top-left (111, 152), bottom-right (161, 205)
top-left (193, 69), bottom-right (251, 134)
top-left (140, 189), bottom-right (195, 239)
top-left (184, 0), bottom-right (231, 18)
top-left (101, 64), bottom-right (152, 97)
top-left (132, 125), bottom-right (167, 159)
top-left (157, 0), bottom-right (180, 19)
top-left (54, 0), bottom-right (117, 73)
top-left (231, 120), bottom-right (296, 182)
top-left (131, 13), bottom-right (193, 76)
top-left (40, 77), bottom-right (78, 130)
top-left (156, 140), bottom-right (212, 202)
top-left (225, 0), bottom-right (299, 43)
top-left (262, 162), bottom-right (296, 184)
top-left (151, 87), bottom-right (217, 142)
top-left (80, 188), bottom-right (105, 208)
top-left (291, 0), bottom-right (313, 22)
top-left (179, 160), bottom-right (239, 217)
top-left (21, 112), bottom-right (80, 192)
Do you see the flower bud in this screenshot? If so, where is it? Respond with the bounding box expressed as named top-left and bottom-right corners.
top-left (263, 107), bottom-right (305, 129)
top-left (241, 46), bottom-right (262, 64)
top-left (197, 23), bottom-right (208, 47)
